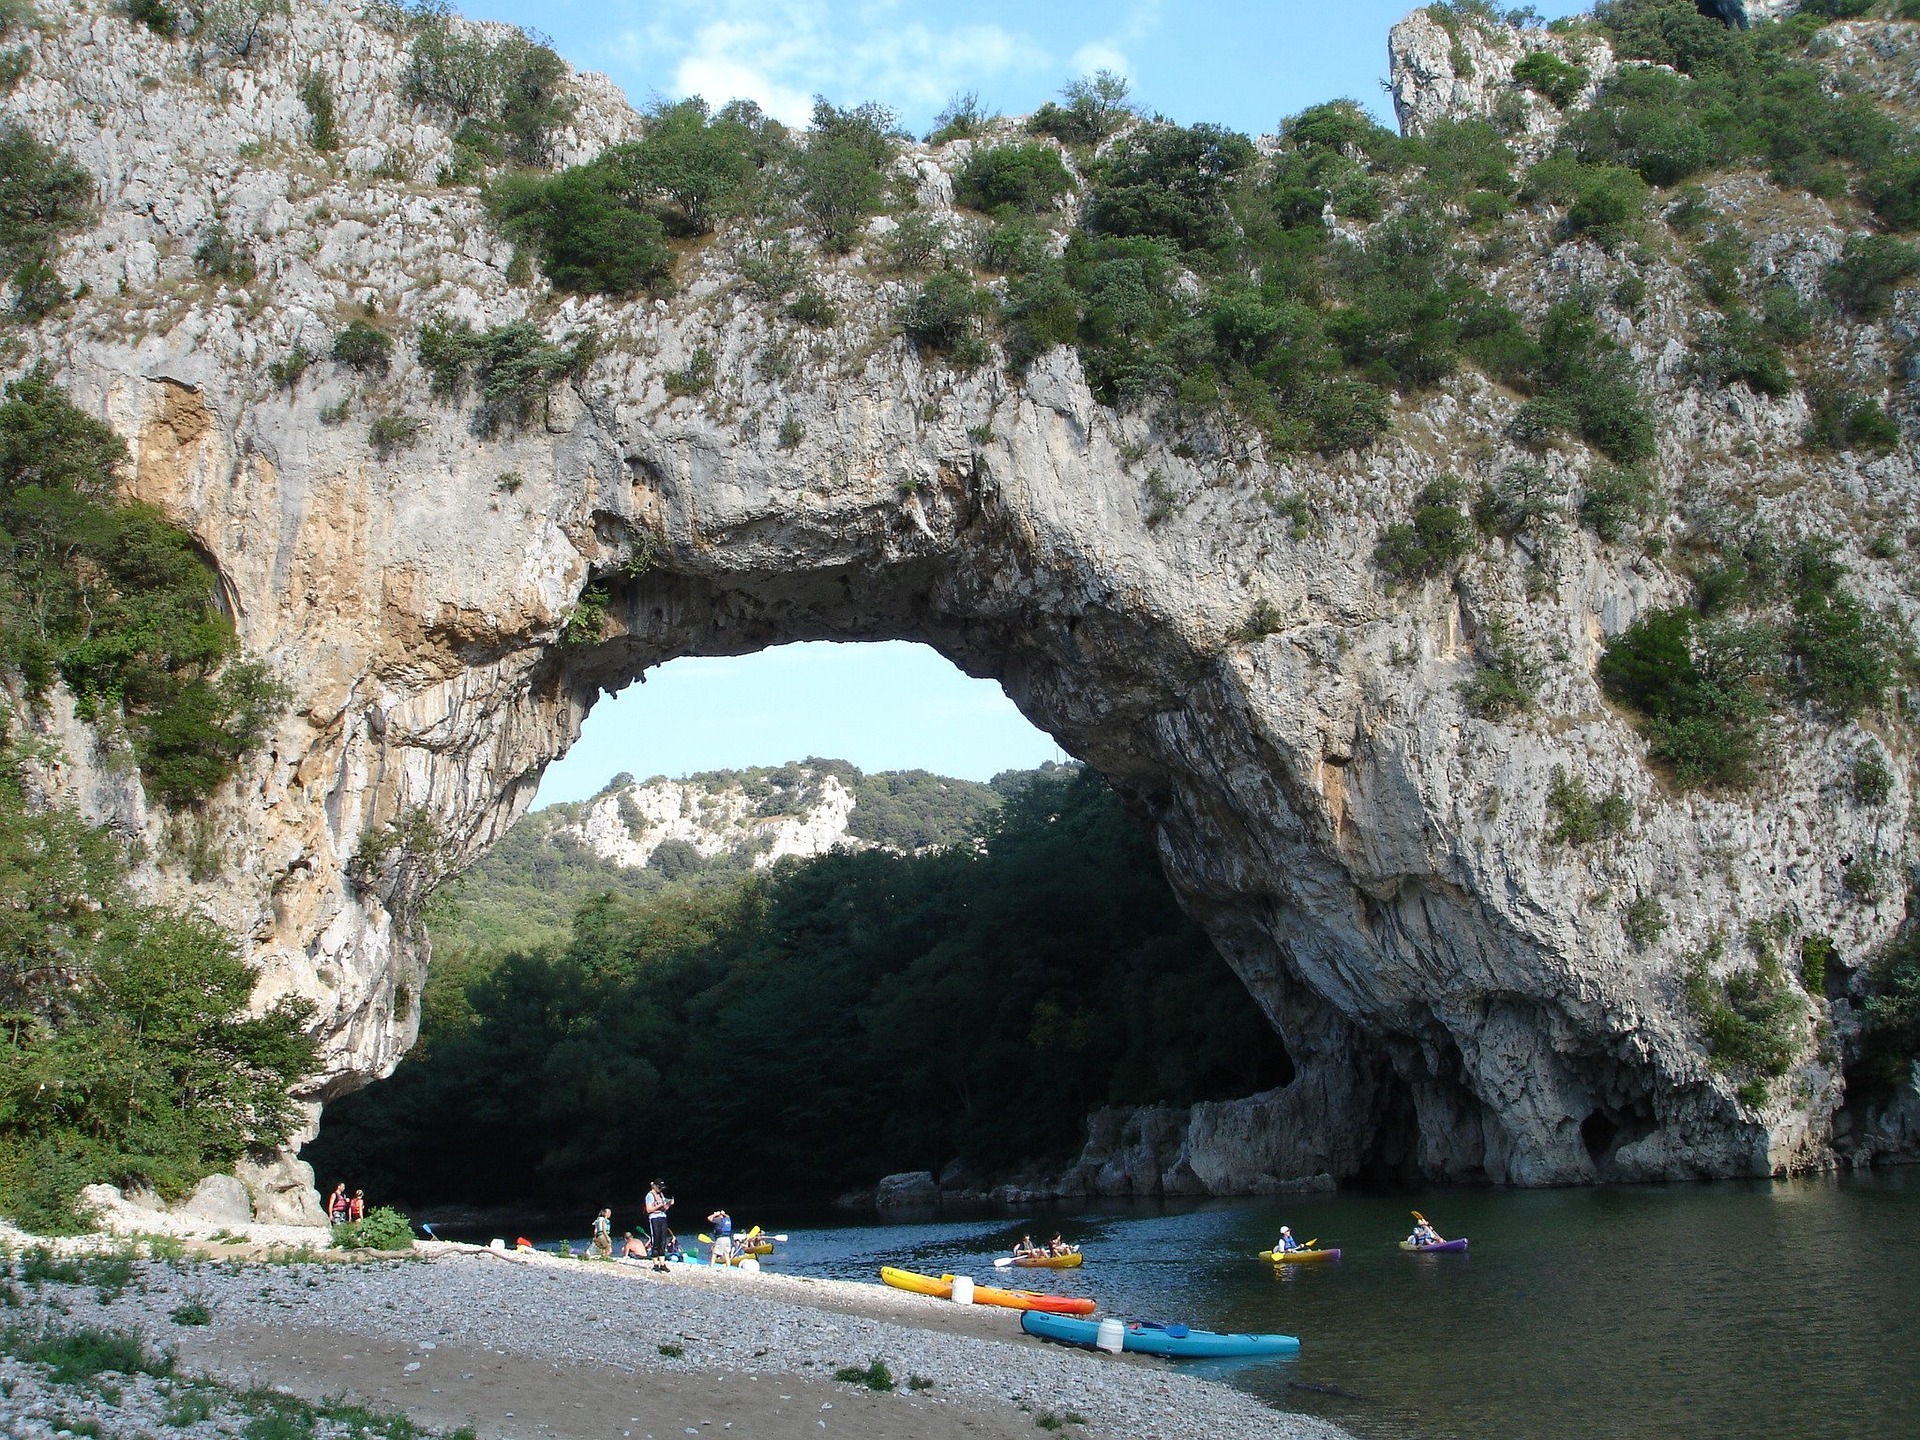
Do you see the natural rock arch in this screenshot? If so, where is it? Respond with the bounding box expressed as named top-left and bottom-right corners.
top-left (9, 0), bottom-right (1909, 1207)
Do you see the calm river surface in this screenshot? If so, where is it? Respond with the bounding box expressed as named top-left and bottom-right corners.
top-left (452, 1171), bottom-right (1919, 1440)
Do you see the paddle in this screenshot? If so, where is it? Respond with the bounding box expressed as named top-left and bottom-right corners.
top-left (993, 1257), bottom-right (1016, 1268)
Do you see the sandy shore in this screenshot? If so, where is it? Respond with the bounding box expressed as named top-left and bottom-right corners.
top-left (1, 1241), bottom-right (1346, 1440)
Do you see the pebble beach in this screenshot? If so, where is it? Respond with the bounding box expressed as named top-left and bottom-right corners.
top-left (0, 1238), bottom-right (1347, 1440)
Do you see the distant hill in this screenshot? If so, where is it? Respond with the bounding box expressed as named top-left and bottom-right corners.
top-left (435, 760), bottom-right (1069, 959)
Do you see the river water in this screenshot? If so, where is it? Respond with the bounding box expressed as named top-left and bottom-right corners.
top-left (445, 1170), bottom-right (1918, 1440)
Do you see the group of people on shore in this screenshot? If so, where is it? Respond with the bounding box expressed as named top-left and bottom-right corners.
top-left (325, 1183), bottom-right (366, 1226)
top-left (584, 1180), bottom-right (729, 1273)
top-left (1012, 1232), bottom-right (1078, 1258)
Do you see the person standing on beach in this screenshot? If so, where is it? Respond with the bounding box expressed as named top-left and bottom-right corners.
top-left (349, 1189), bottom-right (366, 1222)
top-left (645, 1180), bottom-right (673, 1273)
top-left (592, 1207), bottom-right (613, 1258)
top-left (327, 1184), bottom-right (348, 1224)
top-left (707, 1208), bottom-right (732, 1265)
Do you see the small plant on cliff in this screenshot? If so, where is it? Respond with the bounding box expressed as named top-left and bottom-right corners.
top-left (194, 0), bottom-right (289, 64)
top-left (193, 223), bottom-right (256, 284)
top-left (1685, 937), bottom-right (1804, 1107)
top-left (901, 272), bottom-right (989, 364)
top-left (1545, 768), bottom-right (1632, 845)
top-left (332, 321), bottom-right (394, 375)
top-left (1375, 478), bottom-right (1473, 586)
top-left (1578, 465), bottom-right (1660, 544)
top-left (1822, 235), bottom-right (1919, 320)
top-left (1622, 894), bottom-right (1667, 949)
top-left (1027, 70), bottom-right (1134, 147)
top-left (1459, 616), bottom-right (1538, 720)
top-left (1512, 50), bottom-right (1587, 109)
top-left (564, 584), bottom-right (611, 645)
top-left (1853, 751), bottom-right (1894, 805)
top-left (927, 90), bottom-right (993, 145)
top-left (368, 413), bottom-right (425, 457)
top-left (0, 123), bottom-right (93, 319)
top-left (793, 99), bottom-right (897, 253)
top-left (955, 143), bottom-right (1075, 216)
top-left (300, 71), bottom-right (341, 153)
top-left (408, 15), bottom-right (573, 169)
top-left (417, 317), bottom-right (594, 430)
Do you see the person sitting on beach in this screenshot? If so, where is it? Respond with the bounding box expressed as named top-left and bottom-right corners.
top-left (1408, 1219), bottom-right (1444, 1246)
top-left (622, 1230), bottom-right (646, 1259)
top-left (1274, 1226), bottom-right (1301, 1253)
top-left (707, 1209), bottom-right (733, 1264)
top-left (592, 1207), bottom-right (613, 1258)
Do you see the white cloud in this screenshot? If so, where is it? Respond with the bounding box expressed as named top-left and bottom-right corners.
top-left (613, 0), bottom-right (1052, 127)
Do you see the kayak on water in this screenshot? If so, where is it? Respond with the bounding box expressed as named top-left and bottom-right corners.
top-left (1398, 1238), bottom-right (1469, 1253)
top-left (1259, 1248), bottom-right (1341, 1264)
top-left (1011, 1252), bottom-right (1084, 1269)
top-left (879, 1267), bottom-right (1096, 1314)
top-left (1020, 1309), bottom-right (1300, 1358)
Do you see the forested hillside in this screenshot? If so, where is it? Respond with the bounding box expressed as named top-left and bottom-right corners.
top-left (434, 760), bottom-right (1042, 959)
top-left (308, 768), bottom-right (1293, 1207)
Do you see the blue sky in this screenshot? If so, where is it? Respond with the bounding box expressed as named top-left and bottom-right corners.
top-left (451, 0), bottom-right (1590, 137)
top-left (522, 0), bottom-right (1591, 804)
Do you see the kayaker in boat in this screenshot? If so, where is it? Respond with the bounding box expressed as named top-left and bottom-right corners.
top-left (1408, 1218), bottom-right (1444, 1247)
top-left (1274, 1226), bottom-right (1301, 1253)
top-left (1014, 1234), bottom-right (1038, 1258)
top-left (645, 1180), bottom-right (674, 1273)
top-left (1047, 1233), bottom-right (1076, 1256)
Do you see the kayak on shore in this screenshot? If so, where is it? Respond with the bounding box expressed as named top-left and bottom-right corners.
top-left (1020, 1309), bottom-right (1300, 1358)
top-left (878, 1267), bottom-right (1097, 1315)
top-left (1399, 1238), bottom-right (1469, 1253)
top-left (1011, 1252), bottom-right (1083, 1269)
top-left (1259, 1248), bottom-right (1341, 1264)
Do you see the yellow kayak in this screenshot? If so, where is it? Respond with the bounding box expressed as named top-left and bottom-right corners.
top-left (880, 1266), bottom-right (951, 1297)
top-left (1011, 1252), bottom-right (1083, 1269)
top-left (1259, 1247), bottom-right (1341, 1264)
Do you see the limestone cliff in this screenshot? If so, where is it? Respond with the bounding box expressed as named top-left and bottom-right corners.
top-left (5, 0), bottom-right (1919, 1209)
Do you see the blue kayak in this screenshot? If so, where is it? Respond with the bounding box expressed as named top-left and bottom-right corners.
top-left (1020, 1309), bottom-right (1299, 1358)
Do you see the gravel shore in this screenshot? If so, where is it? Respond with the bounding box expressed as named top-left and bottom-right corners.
top-left (1, 1242), bottom-right (1347, 1440)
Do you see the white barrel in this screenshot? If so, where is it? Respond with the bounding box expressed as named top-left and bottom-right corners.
top-left (739, 1257), bottom-right (761, 1273)
top-left (488, 1238), bottom-right (506, 1251)
top-left (950, 1275), bottom-right (975, 1305)
top-left (1096, 1318), bottom-right (1125, 1354)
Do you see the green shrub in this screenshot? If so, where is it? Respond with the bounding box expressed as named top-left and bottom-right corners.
top-left (1461, 617), bottom-right (1539, 719)
top-left (785, 288), bottom-right (836, 326)
top-left (1598, 607), bottom-right (1774, 789)
top-left (1861, 156), bottom-right (1920, 231)
top-left (833, 1359), bottom-right (894, 1392)
top-left (367, 414), bottom-right (424, 456)
top-left (1823, 235), bottom-right (1920, 319)
top-left (1623, 894), bottom-right (1668, 948)
top-left (0, 123), bottom-right (93, 315)
top-left (927, 90), bottom-right (992, 145)
top-left (1566, 65), bottom-right (1715, 187)
top-left (332, 1205), bottom-right (415, 1250)
top-left (1804, 381), bottom-right (1899, 453)
top-left (169, 1299), bottom-right (213, 1326)
top-left (1760, 282), bottom-right (1814, 343)
top-left (1086, 122), bottom-right (1256, 253)
top-left (1800, 933), bottom-right (1836, 996)
top-left (1843, 854), bottom-right (1887, 903)
top-left (417, 317), bottom-right (593, 429)
top-left (1028, 70), bottom-right (1134, 147)
top-left (776, 414), bottom-right (804, 449)
top-left (1853, 751), bottom-right (1894, 805)
top-left (901, 271), bottom-right (987, 359)
top-left (793, 135), bottom-right (887, 253)
top-left (332, 321), bottom-right (393, 374)
top-left (1692, 308), bottom-right (1791, 396)
top-left (664, 346), bottom-right (715, 397)
top-left (486, 165), bottom-right (676, 296)
top-left (1789, 586), bottom-right (1897, 715)
top-left (1686, 948), bottom-right (1804, 1085)
top-left (267, 346), bottom-right (312, 389)
top-left (1520, 301), bottom-right (1656, 461)
top-left (1375, 478), bottom-right (1473, 585)
top-left (20, 1327), bottom-right (171, 1383)
top-left (1406, 118), bottom-right (1514, 200)
top-left (597, 97), bottom-right (785, 237)
top-left (193, 0), bottom-right (287, 64)
top-left (125, 0), bottom-right (179, 37)
top-left (0, 370), bottom-right (286, 808)
top-left (1473, 461), bottom-right (1564, 543)
top-left (1546, 768), bottom-right (1632, 844)
top-left (1513, 50), bottom-right (1588, 109)
top-left (300, 71), bottom-right (340, 153)
top-left (1579, 465), bottom-right (1659, 543)
top-left (1565, 164), bottom-right (1650, 247)
top-left (1858, 928), bottom-right (1920, 1101)
top-left (193, 223), bottom-right (255, 284)
top-left (408, 17), bottom-right (573, 168)
top-left (955, 143), bottom-right (1074, 215)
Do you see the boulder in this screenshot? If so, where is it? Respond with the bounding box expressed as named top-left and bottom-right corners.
top-left (236, 1153), bottom-right (329, 1228)
top-left (172, 1174), bottom-right (253, 1227)
top-left (873, 1171), bottom-right (940, 1209)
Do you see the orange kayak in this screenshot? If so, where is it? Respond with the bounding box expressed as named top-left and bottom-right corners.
top-left (878, 1267), bottom-right (1095, 1315)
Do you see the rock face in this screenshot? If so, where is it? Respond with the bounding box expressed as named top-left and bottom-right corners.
top-left (874, 1171), bottom-right (941, 1209)
top-left (5, 0), bottom-right (1918, 1199)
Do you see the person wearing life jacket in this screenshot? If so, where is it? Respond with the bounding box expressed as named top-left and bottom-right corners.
top-left (1274, 1226), bottom-right (1300, 1253)
top-left (327, 1184), bottom-right (348, 1225)
top-left (591, 1207), bottom-right (613, 1259)
top-left (645, 1180), bottom-right (674, 1272)
top-left (707, 1208), bottom-right (733, 1264)
top-left (1408, 1219), bottom-right (1444, 1247)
